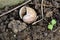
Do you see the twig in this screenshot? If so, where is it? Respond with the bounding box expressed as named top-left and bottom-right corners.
top-left (53, 27), bottom-right (60, 32)
top-left (32, 0), bottom-right (44, 25)
top-left (32, 18), bottom-right (43, 25)
top-left (41, 0), bottom-right (44, 18)
top-left (0, 0), bottom-right (31, 17)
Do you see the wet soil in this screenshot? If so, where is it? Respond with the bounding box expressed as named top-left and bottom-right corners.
top-left (0, 0), bottom-right (60, 40)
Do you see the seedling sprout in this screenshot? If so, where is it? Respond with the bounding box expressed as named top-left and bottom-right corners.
top-left (48, 19), bottom-right (57, 30)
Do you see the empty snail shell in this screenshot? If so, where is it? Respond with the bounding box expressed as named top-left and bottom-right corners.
top-left (19, 6), bottom-right (37, 24)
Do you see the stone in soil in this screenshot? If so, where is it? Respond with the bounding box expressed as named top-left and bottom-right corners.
top-left (8, 19), bottom-right (27, 33)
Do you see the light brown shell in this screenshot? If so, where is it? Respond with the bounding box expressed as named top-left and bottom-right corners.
top-left (19, 6), bottom-right (37, 24)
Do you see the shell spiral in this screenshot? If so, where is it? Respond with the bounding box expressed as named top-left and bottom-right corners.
top-left (19, 6), bottom-right (37, 24)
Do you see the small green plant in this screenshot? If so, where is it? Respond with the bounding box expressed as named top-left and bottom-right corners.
top-left (48, 24), bottom-right (53, 30)
top-left (51, 19), bottom-right (56, 25)
top-left (48, 19), bottom-right (57, 30)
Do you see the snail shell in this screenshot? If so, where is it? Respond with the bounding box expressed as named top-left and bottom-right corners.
top-left (19, 6), bottom-right (37, 24)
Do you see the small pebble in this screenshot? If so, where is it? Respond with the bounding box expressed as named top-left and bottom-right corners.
top-left (8, 20), bottom-right (27, 33)
top-left (44, 32), bottom-right (48, 36)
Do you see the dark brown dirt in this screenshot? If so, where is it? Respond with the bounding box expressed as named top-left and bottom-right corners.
top-left (0, 0), bottom-right (60, 40)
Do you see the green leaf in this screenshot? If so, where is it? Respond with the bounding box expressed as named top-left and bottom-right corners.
top-left (51, 19), bottom-right (56, 25)
top-left (48, 24), bottom-right (53, 30)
